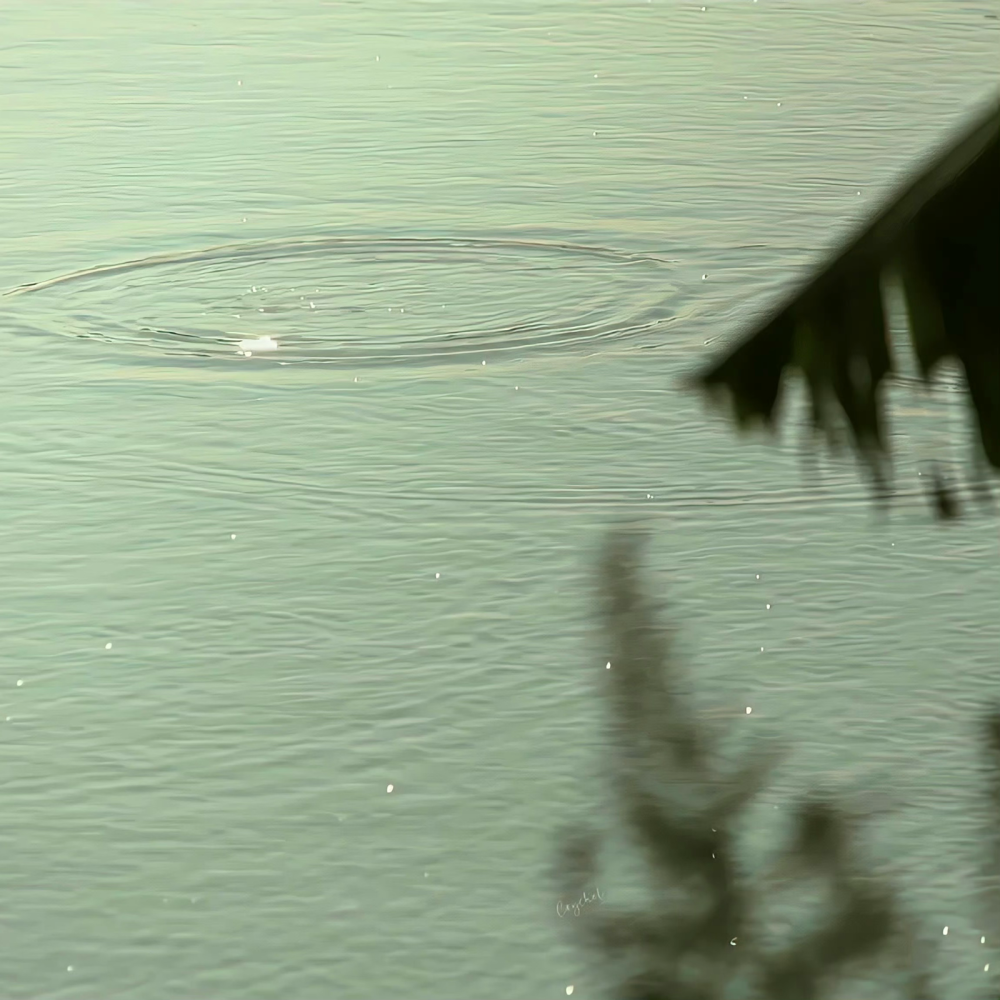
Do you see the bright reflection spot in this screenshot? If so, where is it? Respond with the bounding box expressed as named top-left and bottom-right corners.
top-left (746, 706), bottom-right (752, 714)
top-left (566, 988), bottom-right (574, 996)
top-left (943, 926), bottom-right (949, 935)
top-left (606, 662), bottom-right (612, 670)
top-left (386, 784), bottom-right (394, 793)
top-left (16, 679), bottom-right (23, 687)
top-left (236, 336), bottom-right (278, 355)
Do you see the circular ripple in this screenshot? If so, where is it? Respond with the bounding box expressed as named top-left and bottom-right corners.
top-left (4, 236), bottom-right (680, 366)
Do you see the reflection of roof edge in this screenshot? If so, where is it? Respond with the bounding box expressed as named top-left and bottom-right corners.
top-left (694, 93), bottom-right (1000, 513)
top-left (718, 94), bottom-right (999, 337)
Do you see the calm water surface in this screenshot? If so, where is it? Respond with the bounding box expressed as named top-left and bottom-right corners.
top-left (2, 2), bottom-right (999, 997)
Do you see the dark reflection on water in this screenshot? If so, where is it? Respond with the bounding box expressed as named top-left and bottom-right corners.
top-left (557, 529), bottom-right (1000, 999)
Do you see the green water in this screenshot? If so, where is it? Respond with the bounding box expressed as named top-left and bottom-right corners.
top-left (2, 2), bottom-right (998, 997)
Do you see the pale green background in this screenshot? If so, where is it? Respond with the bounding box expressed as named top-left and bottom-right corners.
top-left (1, 2), bottom-right (999, 997)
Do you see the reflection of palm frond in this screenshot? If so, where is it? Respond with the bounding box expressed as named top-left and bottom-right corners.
top-left (691, 96), bottom-right (999, 512)
top-left (558, 530), bottom-right (964, 998)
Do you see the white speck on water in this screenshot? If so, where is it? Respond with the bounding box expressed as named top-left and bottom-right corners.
top-left (105, 642), bottom-right (113, 649)
top-left (943, 926), bottom-right (949, 935)
top-left (230, 534), bottom-right (236, 540)
top-left (606, 661), bottom-right (612, 669)
top-left (761, 647), bottom-right (764, 652)
top-left (375, 55), bottom-right (379, 61)
top-left (434, 572), bottom-right (440, 579)
top-left (236, 336), bottom-right (278, 354)
top-left (593, 131), bottom-right (598, 136)
top-left (756, 573), bottom-right (760, 580)
top-left (566, 988), bottom-right (574, 997)
top-left (482, 359), bottom-right (486, 365)
top-left (983, 936), bottom-right (987, 944)
top-left (777, 102), bottom-right (781, 106)
top-left (16, 679), bottom-right (23, 686)
top-left (766, 603), bottom-right (771, 610)
top-left (387, 784), bottom-right (394, 793)
top-left (237, 80), bottom-right (242, 86)
top-left (515, 385), bottom-right (519, 390)
top-left (67, 966), bottom-right (73, 972)
top-left (309, 302), bottom-right (315, 309)
top-left (746, 706), bottom-right (752, 714)
top-left (702, 273), bottom-right (708, 279)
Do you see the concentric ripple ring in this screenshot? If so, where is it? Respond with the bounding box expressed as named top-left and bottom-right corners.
top-left (4, 236), bottom-right (680, 366)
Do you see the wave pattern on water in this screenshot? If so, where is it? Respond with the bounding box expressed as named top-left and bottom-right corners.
top-left (4, 236), bottom-right (682, 367)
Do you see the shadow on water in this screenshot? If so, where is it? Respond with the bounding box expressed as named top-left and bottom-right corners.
top-left (556, 528), bottom-right (1000, 999)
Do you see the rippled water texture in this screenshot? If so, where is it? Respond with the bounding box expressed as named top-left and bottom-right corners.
top-left (5, 237), bottom-right (678, 364)
top-left (1, 3), bottom-right (998, 999)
